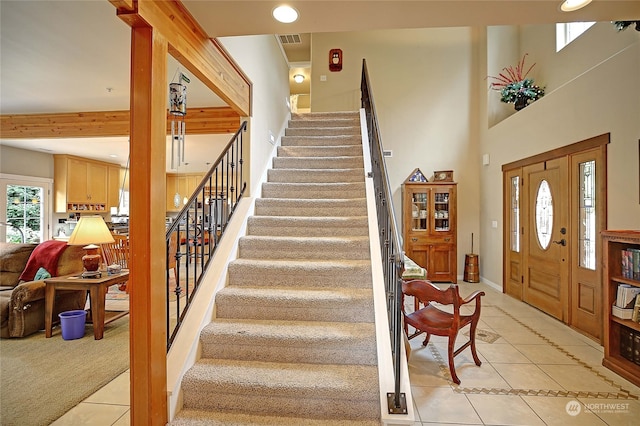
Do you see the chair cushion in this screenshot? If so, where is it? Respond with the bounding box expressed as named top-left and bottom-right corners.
top-left (402, 255), bottom-right (427, 279)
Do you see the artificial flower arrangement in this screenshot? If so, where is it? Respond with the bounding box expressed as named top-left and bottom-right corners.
top-left (488, 54), bottom-right (545, 110)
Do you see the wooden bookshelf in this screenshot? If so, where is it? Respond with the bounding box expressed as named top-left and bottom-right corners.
top-left (602, 230), bottom-right (640, 386)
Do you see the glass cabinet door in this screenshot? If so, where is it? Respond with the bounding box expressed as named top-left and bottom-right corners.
top-left (410, 190), bottom-right (428, 231)
top-left (433, 190), bottom-right (450, 231)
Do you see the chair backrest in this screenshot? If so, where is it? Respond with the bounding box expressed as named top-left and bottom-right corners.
top-left (402, 279), bottom-right (460, 308)
top-left (168, 232), bottom-right (178, 270)
top-left (101, 234), bottom-right (129, 268)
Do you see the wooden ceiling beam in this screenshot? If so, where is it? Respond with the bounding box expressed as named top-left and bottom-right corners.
top-left (0, 107), bottom-right (240, 138)
top-left (113, 0), bottom-right (252, 117)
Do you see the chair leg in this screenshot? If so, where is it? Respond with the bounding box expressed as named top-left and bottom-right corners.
top-left (469, 321), bottom-right (482, 367)
top-left (421, 332), bottom-right (431, 346)
top-left (447, 336), bottom-right (460, 385)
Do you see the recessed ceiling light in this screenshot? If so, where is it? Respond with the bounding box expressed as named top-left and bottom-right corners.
top-left (273, 5), bottom-right (299, 23)
top-left (560, 0), bottom-right (592, 12)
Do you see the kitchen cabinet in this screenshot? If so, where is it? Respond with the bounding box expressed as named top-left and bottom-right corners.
top-left (402, 168), bottom-right (457, 282)
top-left (166, 173), bottom-right (204, 212)
top-left (54, 154), bottom-right (120, 213)
top-left (107, 165), bottom-right (121, 211)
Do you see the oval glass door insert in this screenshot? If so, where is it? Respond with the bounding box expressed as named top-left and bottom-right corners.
top-left (535, 179), bottom-right (553, 249)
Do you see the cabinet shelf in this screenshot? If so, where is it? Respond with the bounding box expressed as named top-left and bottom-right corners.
top-left (611, 316), bottom-right (640, 333)
top-left (611, 276), bottom-right (640, 288)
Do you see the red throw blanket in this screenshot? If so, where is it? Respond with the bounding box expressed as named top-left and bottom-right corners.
top-left (18, 240), bottom-right (69, 281)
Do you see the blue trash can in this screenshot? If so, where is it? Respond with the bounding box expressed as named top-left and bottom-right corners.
top-left (58, 310), bottom-right (87, 340)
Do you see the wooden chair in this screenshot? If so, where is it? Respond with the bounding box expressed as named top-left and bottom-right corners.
top-left (402, 279), bottom-right (485, 384)
top-left (101, 234), bottom-right (129, 291)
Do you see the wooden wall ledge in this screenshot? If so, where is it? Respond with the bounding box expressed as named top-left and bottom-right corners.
top-left (0, 106), bottom-right (240, 139)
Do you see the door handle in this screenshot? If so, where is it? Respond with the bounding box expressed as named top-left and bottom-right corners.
top-left (553, 238), bottom-right (566, 246)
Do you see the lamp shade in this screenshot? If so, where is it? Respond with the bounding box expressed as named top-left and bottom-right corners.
top-left (67, 215), bottom-right (114, 247)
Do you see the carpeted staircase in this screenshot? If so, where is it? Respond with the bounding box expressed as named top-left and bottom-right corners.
top-left (171, 111), bottom-right (381, 425)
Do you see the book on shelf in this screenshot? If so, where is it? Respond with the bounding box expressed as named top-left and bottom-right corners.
top-left (634, 332), bottom-right (640, 366)
top-left (633, 248), bottom-right (640, 280)
top-left (616, 284), bottom-right (640, 309)
top-left (623, 248), bottom-right (640, 280)
top-left (621, 327), bottom-right (634, 362)
top-left (633, 296), bottom-right (640, 323)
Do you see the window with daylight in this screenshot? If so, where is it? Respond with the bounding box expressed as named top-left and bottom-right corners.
top-left (556, 22), bottom-right (595, 51)
top-left (578, 160), bottom-right (596, 270)
top-left (1, 175), bottom-right (51, 244)
top-left (510, 176), bottom-right (520, 252)
top-left (4, 184), bottom-right (44, 243)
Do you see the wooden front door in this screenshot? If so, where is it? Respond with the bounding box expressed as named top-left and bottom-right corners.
top-left (522, 157), bottom-right (569, 321)
top-left (503, 136), bottom-right (608, 342)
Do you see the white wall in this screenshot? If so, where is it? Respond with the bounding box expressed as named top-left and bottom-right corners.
top-left (218, 35), bottom-right (291, 197)
top-left (310, 23), bottom-right (640, 288)
top-left (479, 23), bottom-right (640, 286)
top-left (0, 144), bottom-right (54, 178)
top-left (311, 28), bottom-right (481, 278)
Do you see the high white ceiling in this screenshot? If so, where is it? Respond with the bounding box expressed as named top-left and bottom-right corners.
top-left (1, 1), bottom-right (638, 169)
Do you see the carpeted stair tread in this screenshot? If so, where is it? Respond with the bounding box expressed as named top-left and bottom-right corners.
top-left (171, 409), bottom-right (381, 426)
top-left (182, 358), bottom-right (379, 397)
top-left (277, 145), bottom-right (363, 158)
top-left (292, 111), bottom-right (359, 120)
top-left (273, 156), bottom-right (364, 169)
top-left (174, 111), bottom-right (380, 423)
top-left (180, 359), bottom-right (379, 419)
top-left (227, 258), bottom-right (372, 288)
top-left (261, 182), bottom-right (365, 199)
top-left (281, 134), bottom-right (362, 146)
top-left (288, 118), bottom-right (359, 128)
top-left (247, 216), bottom-right (368, 237)
top-left (285, 126), bottom-right (360, 137)
top-left (215, 286), bottom-right (374, 322)
top-left (255, 198), bottom-right (367, 217)
top-left (200, 319), bottom-right (377, 365)
top-left (267, 168), bottom-right (364, 183)
top-left (238, 235), bottom-right (371, 260)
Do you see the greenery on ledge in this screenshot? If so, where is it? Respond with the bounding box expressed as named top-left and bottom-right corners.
top-left (488, 54), bottom-right (545, 110)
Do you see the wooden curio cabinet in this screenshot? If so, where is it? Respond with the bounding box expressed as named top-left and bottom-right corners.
top-left (402, 168), bottom-right (457, 282)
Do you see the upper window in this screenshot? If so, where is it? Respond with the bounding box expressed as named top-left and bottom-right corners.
top-left (556, 22), bottom-right (595, 51)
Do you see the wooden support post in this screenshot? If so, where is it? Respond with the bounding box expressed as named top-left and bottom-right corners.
top-left (129, 25), bottom-right (168, 425)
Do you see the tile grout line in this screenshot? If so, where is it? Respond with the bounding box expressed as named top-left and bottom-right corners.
top-left (430, 305), bottom-right (640, 400)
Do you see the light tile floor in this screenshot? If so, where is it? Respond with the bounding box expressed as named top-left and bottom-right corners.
top-left (51, 282), bottom-right (640, 425)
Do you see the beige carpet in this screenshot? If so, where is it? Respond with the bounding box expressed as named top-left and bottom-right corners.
top-left (0, 316), bottom-right (129, 426)
top-left (171, 112), bottom-right (381, 425)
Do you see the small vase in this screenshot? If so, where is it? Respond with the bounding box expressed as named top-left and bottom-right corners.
top-left (514, 96), bottom-right (528, 111)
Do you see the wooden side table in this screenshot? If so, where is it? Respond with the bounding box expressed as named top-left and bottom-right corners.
top-left (44, 271), bottom-right (129, 340)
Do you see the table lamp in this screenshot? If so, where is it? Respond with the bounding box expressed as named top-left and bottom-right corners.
top-left (67, 215), bottom-right (114, 277)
